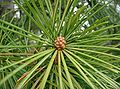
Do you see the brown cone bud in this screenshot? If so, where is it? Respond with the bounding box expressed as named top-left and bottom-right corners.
top-left (54, 36), bottom-right (66, 50)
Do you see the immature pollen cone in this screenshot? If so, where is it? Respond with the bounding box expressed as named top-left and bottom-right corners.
top-left (54, 36), bottom-right (66, 50)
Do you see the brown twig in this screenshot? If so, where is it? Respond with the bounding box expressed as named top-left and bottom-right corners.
top-left (0, 53), bottom-right (33, 56)
top-left (17, 72), bottom-right (29, 82)
top-left (17, 67), bottom-right (46, 82)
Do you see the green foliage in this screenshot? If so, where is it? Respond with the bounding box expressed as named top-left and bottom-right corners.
top-left (0, 0), bottom-right (120, 89)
